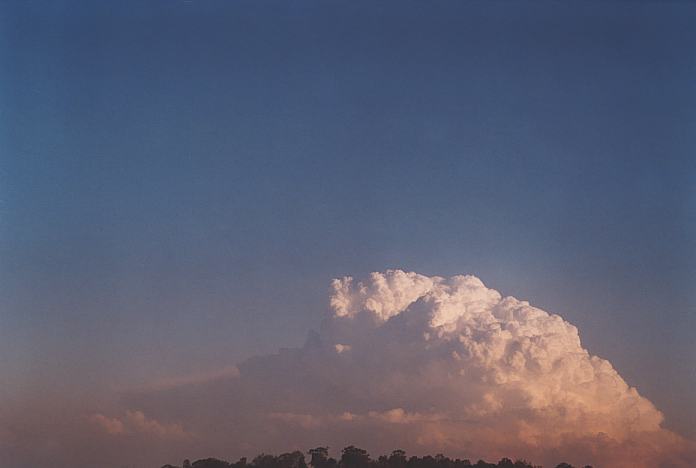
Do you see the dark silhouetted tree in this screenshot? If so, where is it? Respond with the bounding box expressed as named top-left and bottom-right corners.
top-left (388, 450), bottom-right (407, 468)
top-left (253, 454), bottom-right (280, 468)
top-left (279, 451), bottom-right (308, 468)
top-left (309, 447), bottom-right (331, 468)
top-left (161, 446), bottom-right (585, 468)
top-left (192, 458), bottom-right (231, 468)
top-left (512, 461), bottom-right (533, 468)
top-left (340, 446), bottom-right (370, 468)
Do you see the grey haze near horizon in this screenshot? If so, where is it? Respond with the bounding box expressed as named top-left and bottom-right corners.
top-left (1, 0), bottom-right (695, 451)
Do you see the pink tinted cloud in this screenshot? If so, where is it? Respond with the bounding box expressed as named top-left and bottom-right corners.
top-left (90, 410), bottom-right (191, 439)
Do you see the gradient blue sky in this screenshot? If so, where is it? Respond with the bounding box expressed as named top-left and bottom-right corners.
top-left (1, 0), bottom-right (695, 441)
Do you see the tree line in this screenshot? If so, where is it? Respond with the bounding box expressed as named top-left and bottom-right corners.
top-left (161, 446), bottom-right (593, 468)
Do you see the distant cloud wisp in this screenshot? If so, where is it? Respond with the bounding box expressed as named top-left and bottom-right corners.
top-left (90, 410), bottom-right (191, 439)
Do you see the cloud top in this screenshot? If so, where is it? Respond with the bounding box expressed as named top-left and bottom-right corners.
top-left (327, 271), bottom-right (664, 433)
top-left (318, 270), bottom-right (689, 466)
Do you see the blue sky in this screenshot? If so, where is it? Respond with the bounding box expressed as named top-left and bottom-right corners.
top-left (1, 0), bottom-right (695, 450)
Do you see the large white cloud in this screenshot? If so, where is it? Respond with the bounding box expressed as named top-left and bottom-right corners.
top-left (117, 270), bottom-right (693, 468)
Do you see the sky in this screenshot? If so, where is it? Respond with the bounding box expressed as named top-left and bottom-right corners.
top-left (1, 1), bottom-right (695, 467)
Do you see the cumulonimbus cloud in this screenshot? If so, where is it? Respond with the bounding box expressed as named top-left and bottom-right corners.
top-left (123, 270), bottom-right (693, 468)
